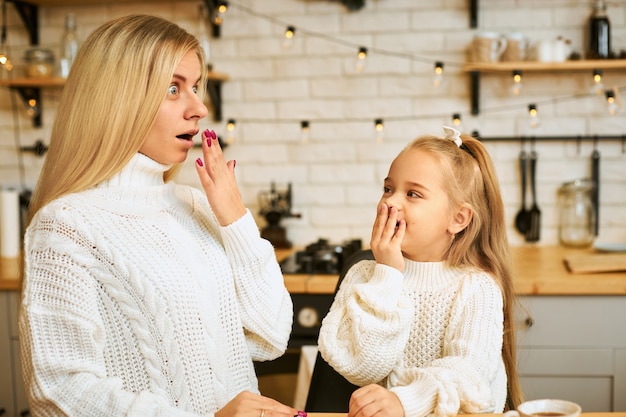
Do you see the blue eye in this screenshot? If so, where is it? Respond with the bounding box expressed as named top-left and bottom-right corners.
top-left (168, 85), bottom-right (179, 95)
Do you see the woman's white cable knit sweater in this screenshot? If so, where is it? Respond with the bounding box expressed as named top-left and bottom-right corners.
top-left (318, 259), bottom-right (506, 417)
top-left (19, 153), bottom-right (293, 417)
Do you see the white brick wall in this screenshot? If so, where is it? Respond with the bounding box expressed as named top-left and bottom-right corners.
top-left (1, 0), bottom-right (625, 248)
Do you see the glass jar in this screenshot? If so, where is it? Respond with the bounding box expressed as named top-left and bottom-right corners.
top-left (24, 48), bottom-right (55, 78)
top-left (558, 178), bottom-right (596, 248)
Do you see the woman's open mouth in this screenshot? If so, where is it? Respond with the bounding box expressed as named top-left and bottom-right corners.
top-left (176, 133), bottom-right (193, 141)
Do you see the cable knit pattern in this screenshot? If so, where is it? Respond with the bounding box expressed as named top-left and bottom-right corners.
top-left (318, 259), bottom-right (506, 417)
top-left (19, 153), bottom-right (293, 417)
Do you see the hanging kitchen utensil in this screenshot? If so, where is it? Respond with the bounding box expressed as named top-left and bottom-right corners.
top-left (591, 146), bottom-right (600, 236)
top-left (526, 148), bottom-right (541, 242)
top-left (514, 149), bottom-right (530, 235)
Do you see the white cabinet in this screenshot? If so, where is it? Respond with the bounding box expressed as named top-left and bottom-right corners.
top-left (0, 291), bottom-right (29, 417)
top-left (516, 295), bottom-right (626, 411)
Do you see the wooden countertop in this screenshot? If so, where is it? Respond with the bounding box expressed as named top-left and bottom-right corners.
top-left (2, 246), bottom-right (625, 294)
top-left (308, 414), bottom-right (625, 417)
top-left (279, 245), bottom-right (626, 296)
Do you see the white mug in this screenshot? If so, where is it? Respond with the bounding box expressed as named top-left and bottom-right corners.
top-left (535, 40), bottom-right (554, 62)
top-left (504, 399), bottom-right (581, 417)
top-left (472, 32), bottom-right (507, 62)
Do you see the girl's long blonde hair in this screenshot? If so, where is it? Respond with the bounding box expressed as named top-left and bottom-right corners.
top-left (402, 133), bottom-right (523, 408)
top-left (28, 14), bottom-right (206, 221)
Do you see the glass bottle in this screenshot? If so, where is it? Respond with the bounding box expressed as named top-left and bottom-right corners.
top-left (588, 0), bottom-right (610, 59)
top-left (558, 178), bottom-right (596, 248)
top-left (60, 13), bottom-right (79, 78)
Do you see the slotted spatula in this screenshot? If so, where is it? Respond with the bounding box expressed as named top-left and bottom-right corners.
top-left (526, 150), bottom-right (541, 242)
top-left (514, 150), bottom-right (530, 235)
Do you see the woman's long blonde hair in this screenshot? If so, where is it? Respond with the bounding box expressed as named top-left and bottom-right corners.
top-left (28, 14), bottom-right (206, 221)
top-left (402, 133), bottom-right (523, 408)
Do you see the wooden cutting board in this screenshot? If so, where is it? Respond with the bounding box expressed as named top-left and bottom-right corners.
top-left (564, 253), bottom-right (626, 274)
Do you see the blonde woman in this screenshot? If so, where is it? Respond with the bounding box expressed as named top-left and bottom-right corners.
top-left (20, 14), bottom-right (299, 417)
top-left (318, 127), bottom-right (523, 417)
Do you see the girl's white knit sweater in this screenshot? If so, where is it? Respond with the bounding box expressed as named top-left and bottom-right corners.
top-left (19, 153), bottom-right (293, 417)
top-left (318, 259), bottom-right (506, 417)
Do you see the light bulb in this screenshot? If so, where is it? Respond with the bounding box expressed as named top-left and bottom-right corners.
top-left (226, 118), bottom-right (236, 144)
top-left (451, 113), bottom-right (462, 129)
top-left (212, 1), bottom-right (228, 25)
top-left (0, 44), bottom-right (13, 74)
top-left (606, 90), bottom-right (618, 115)
top-left (300, 120), bottom-right (310, 144)
top-left (283, 26), bottom-right (295, 49)
top-left (433, 61), bottom-right (444, 87)
top-left (24, 98), bottom-right (39, 118)
top-left (528, 104), bottom-right (540, 129)
top-left (374, 118), bottom-right (384, 144)
top-left (355, 47), bottom-right (367, 72)
top-left (511, 70), bottom-right (523, 96)
top-left (591, 69), bottom-right (604, 96)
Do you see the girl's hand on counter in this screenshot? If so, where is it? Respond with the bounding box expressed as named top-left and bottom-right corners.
top-left (348, 384), bottom-right (404, 417)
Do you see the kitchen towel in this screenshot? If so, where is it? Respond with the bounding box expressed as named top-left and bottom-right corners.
top-left (0, 188), bottom-right (21, 258)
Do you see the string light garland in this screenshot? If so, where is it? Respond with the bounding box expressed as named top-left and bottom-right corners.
top-left (210, 1), bottom-right (624, 139)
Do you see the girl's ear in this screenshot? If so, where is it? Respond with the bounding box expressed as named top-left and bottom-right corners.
top-left (448, 203), bottom-right (473, 234)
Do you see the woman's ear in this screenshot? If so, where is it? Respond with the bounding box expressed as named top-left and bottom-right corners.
top-left (448, 203), bottom-right (473, 234)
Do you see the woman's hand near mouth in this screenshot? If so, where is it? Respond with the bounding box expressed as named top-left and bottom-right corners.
top-left (370, 202), bottom-right (405, 272)
top-left (195, 129), bottom-right (247, 226)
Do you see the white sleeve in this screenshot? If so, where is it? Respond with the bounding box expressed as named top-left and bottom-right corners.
top-left (220, 210), bottom-right (293, 362)
top-left (317, 260), bottom-right (414, 386)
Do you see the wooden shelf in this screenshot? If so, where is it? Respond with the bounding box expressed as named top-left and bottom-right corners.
top-left (0, 76), bottom-right (66, 88)
top-left (464, 59), bottom-right (626, 73)
top-left (9, 0), bottom-right (180, 5)
top-left (465, 59), bottom-right (626, 114)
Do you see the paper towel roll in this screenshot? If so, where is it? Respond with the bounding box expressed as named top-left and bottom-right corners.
top-left (0, 188), bottom-right (21, 258)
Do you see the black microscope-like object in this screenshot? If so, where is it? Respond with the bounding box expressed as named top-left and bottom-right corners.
top-left (258, 182), bottom-right (301, 248)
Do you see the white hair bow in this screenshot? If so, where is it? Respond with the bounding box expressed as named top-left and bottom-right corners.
top-left (443, 126), bottom-right (462, 148)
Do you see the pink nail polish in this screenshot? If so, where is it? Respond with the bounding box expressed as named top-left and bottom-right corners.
top-left (203, 128), bottom-right (210, 138)
top-left (207, 137), bottom-right (212, 147)
top-left (196, 158), bottom-right (203, 167)
top-left (297, 411), bottom-right (307, 417)
top-left (209, 129), bottom-right (217, 140)
top-left (233, 160), bottom-right (236, 169)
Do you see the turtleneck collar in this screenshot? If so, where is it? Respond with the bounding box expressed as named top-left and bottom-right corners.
top-left (91, 153), bottom-right (178, 208)
top-left (402, 258), bottom-right (462, 291)
top-left (100, 153), bottom-right (172, 188)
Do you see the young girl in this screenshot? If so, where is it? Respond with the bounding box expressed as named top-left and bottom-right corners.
top-left (318, 127), bottom-right (522, 417)
top-left (20, 15), bottom-right (300, 417)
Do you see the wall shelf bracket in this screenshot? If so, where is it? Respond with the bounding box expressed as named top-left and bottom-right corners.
top-left (206, 79), bottom-right (223, 121)
top-left (8, 0), bottom-right (39, 45)
top-left (470, 71), bottom-right (480, 115)
top-left (469, 0), bottom-right (478, 28)
top-left (204, 0), bottom-right (223, 38)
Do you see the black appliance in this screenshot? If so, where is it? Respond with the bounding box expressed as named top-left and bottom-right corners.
top-left (280, 238), bottom-right (362, 275)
